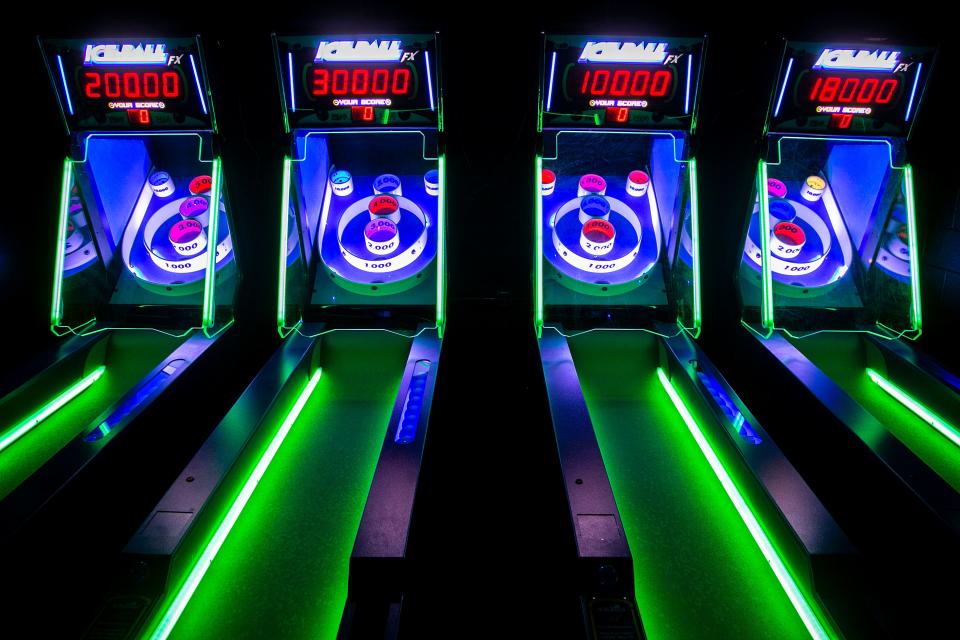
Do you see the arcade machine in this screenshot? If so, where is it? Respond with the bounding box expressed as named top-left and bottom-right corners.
top-left (0, 36), bottom-right (238, 535)
top-left (88, 33), bottom-right (445, 640)
top-left (734, 39), bottom-right (958, 632)
top-left (536, 34), bottom-right (869, 639)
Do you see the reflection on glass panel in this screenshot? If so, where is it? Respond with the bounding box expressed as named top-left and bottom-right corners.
top-left (59, 133), bottom-right (237, 331)
top-left (739, 138), bottom-right (914, 334)
top-left (282, 130), bottom-right (439, 332)
top-left (540, 130), bottom-right (694, 333)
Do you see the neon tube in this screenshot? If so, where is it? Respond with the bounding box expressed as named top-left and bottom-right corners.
top-left (904, 165), bottom-right (922, 331)
top-left (534, 155), bottom-right (544, 335)
top-left (774, 58), bottom-right (794, 118)
top-left (0, 366), bottom-right (106, 453)
top-left (546, 52), bottom-right (557, 112)
top-left (688, 157), bottom-right (701, 331)
top-left (436, 154), bottom-right (446, 334)
top-left (757, 161), bottom-right (774, 329)
top-left (277, 156), bottom-right (292, 332)
top-left (51, 158), bottom-right (73, 327)
top-left (657, 368), bottom-right (833, 640)
top-left (145, 368), bottom-right (323, 640)
top-left (201, 158), bottom-right (221, 329)
top-left (866, 368), bottom-right (959, 448)
top-left (189, 55), bottom-right (207, 115)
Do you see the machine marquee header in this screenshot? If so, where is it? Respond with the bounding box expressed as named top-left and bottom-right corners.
top-left (813, 48), bottom-right (902, 72)
top-left (84, 43), bottom-right (169, 66)
top-left (315, 40), bottom-right (404, 62)
top-left (578, 41), bottom-right (669, 64)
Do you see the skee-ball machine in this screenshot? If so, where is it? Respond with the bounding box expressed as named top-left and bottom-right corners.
top-left (733, 39), bottom-right (958, 636)
top-left (1, 35), bottom-right (239, 539)
top-left (89, 33), bottom-right (446, 640)
top-left (536, 33), bottom-right (870, 639)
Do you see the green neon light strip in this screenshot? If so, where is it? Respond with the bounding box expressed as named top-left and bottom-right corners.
top-left (656, 368), bottom-right (833, 640)
top-left (51, 158), bottom-right (73, 328)
top-left (436, 154), bottom-right (446, 335)
top-left (757, 161), bottom-right (774, 329)
top-left (688, 157), bottom-right (702, 332)
top-left (278, 156), bottom-right (292, 332)
top-left (201, 158), bottom-right (222, 330)
top-left (903, 165), bottom-right (922, 332)
top-left (145, 367), bottom-right (323, 640)
top-left (534, 155), bottom-right (543, 336)
top-left (866, 368), bottom-right (959, 448)
top-left (0, 366), bottom-right (105, 454)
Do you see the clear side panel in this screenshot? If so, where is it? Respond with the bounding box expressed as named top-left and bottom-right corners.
top-left (59, 132), bottom-right (237, 331)
top-left (738, 174), bottom-right (764, 325)
top-left (282, 129), bottom-right (439, 332)
top-left (540, 130), bottom-right (692, 333)
top-left (738, 137), bottom-right (913, 334)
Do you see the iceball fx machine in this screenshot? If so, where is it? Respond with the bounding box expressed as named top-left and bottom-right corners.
top-left (536, 34), bottom-right (866, 640)
top-left (0, 36), bottom-right (238, 539)
top-left (735, 39), bottom-right (959, 637)
top-left (738, 40), bottom-right (958, 524)
top-left (91, 33), bottom-right (446, 640)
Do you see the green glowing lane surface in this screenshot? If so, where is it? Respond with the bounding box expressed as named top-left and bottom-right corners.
top-left (568, 332), bottom-right (810, 640)
top-left (791, 334), bottom-right (960, 491)
top-left (0, 333), bottom-right (184, 500)
top-left (167, 331), bottom-right (410, 640)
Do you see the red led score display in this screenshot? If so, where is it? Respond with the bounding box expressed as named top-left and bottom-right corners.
top-left (606, 107), bottom-right (630, 123)
top-left (351, 105), bottom-right (375, 121)
top-left (576, 67), bottom-right (673, 98)
top-left (82, 70), bottom-right (183, 100)
top-left (802, 74), bottom-right (900, 106)
top-left (278, 33), bottom-right (439, 129)
top-left (310, 66), bottom-right (411, 97)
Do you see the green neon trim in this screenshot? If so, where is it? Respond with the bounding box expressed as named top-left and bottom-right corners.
top-left (903, 165), bottom-right (922, 332)
top-left (757, 161), bottom-right (774, 330)
top-left (77, 132), bottom-right (213, 164)
top-left (656, 367), bottom-right (833, 640)
top-left (201, 158), bottom-right (221, 331)
top-left (534, 155), bottom-right (544, 337)
top-left (866, 368), bottom-right (958, 448)
top-left (436, 154), bottom-right (446, 336)
top-left (544, 130), bottom-right (686, 162)
top-left (145, 367), bottom-right (323, 640)
top-left (0, 365), bottom-right (105, 454)
top-left (688, 157), bottom-right (702, 334)
top-left (291, 130), bottom-right (437, 163)
top-left (51, 158), bottom-right (73, 329)
top-left (278, 156), bottom-right (292, 334)
top-left (767, 136), bottom-right (902, 170)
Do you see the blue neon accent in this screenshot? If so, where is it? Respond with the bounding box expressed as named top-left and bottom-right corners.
top-left (57, 55), bottom-right (74, 115)
top-left (695, 370), bottom-right (762, 445)
top-left (546, 51), bottom-right (557, 112)
top-left (84, 368), bottom-right (172, 442)
top-left (685, 54), bottom-right (693, 114)
top-left (773, 58), bottom-right (794, 118)
top-left (424, 51), bottom-right (435, 111)
top-left (904, 62), bottom-right (922, 122)
top-left (190, 55), bottom-right (208, 115)
top-left (288, 52), bottom-right (296, 113)
top-left (394, 361), bottom-right (431, 444)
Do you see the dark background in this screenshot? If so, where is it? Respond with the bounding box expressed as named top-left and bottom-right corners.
top-left (4, 3), bottom-right (958, 636)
